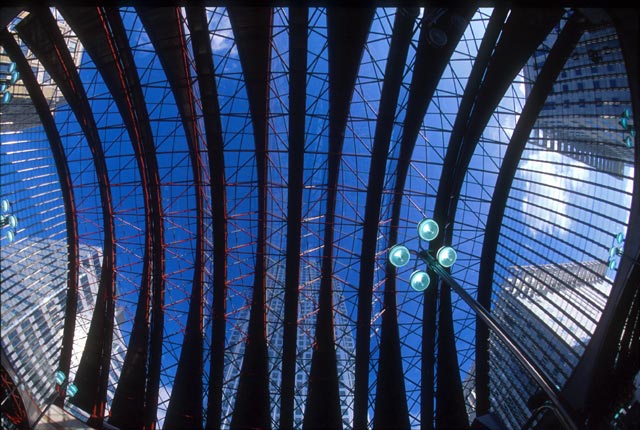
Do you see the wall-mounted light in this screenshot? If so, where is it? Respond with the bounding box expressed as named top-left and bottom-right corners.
top-left (31, 371), bottom-right (78, 430)
top-left (620, 108), bottom-right (635, 149)
top-left (9, 70), bottom-right (20, 85)
top-left (1, 199), bottom-right (18, 243)
top-left (386, 217), bottom-right (578, 430)
top-left (607, 232), bottom-right (625, 270)
top-left (1, 90), bottom-right (12, 104)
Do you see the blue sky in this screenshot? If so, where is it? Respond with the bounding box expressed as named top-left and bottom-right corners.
top-left (1, 6), bottom-right (635, 429)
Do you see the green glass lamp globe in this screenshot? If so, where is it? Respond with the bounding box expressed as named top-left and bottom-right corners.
top-left (2, 91), bottom-right (12, 104)
top-left (619, 117), bottom-right (629, 129)
top-left (67, 383), bottom-right (78, 398)
top-left (55, 370), bottom-right (66, 385)
top-left (417, 218), bottom-right (439, 242)
top-left (437, 246), bottom-right (457, 268)
top-left (410, 270), bottom-right (430, 291)
top-left (388, 245), bottom-right (410, 268)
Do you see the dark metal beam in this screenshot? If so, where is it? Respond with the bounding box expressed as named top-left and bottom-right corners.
top-left (390, 6), bottom-right (480, 214)
top-left (135, 7), bottom-right (205, 429)
top-left (428, 5), bottom-right (507, 238)
top-left (305, 7), bottom-right (375, 430)
top-left (419, 9), bottom-right (506, 429)
top-left (351, 8), bottom-right (417, 430)
top-left (0, 29), bottom-right (79, 408)
top-left (434, 279), bottom-right (468, 429)
top-left (419, 251), bottom-right (579, 430)
top-left (562, 8), bottom-right (640, 426)
top-left (429, 8), bottom-right (563, 428)
top-left (226, 7), bottom-right (273, 430)
top-left (15, 8), bottom-right (117, 426)
top-left (53, 7), bottom-right (167, 429)
top-left (0, 7), bottom-right (20, 29)
top-left (375, 270), bottom-right (411, 430)
top-left (100, 8), bottom-right (167, 429)
top-left (474, 12), bottom-right (587, 416)
top-left (434, 8), bottom-right (564, 239)
top-left (278, 7), bottom-right (307, 430)
top-left (376, 7), bottom-right (477, 430)
top-left (184, 7), bottom-right (229, 430)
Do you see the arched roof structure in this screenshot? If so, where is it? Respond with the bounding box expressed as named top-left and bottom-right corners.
top-left (1, 4), bottom-right (638, 430)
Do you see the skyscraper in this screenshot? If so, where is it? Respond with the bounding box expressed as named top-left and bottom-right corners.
top-left (1, 6), bottom-right (637, 429)
top-left (1, 12), bottom-right (124, 414)
top-left (1, 10), bottom-right (84, 132)
top-left (1, 238), bottom-right (127, 413)
top-left (1, 237), bottom-right (70, 407)
top-left (476, 260), bottom-right (610, 428)
top-left (222, 259), bottom-right (356, 429)
top-left (524, 19), bottom-right (634, 177)
top-left (67, 246), bottom-right (129, 419)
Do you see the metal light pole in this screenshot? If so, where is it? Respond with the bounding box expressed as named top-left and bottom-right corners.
top-left (30, 371), bottom-right (78, 430)
top-left (388, 218), bottom-right (579, 430)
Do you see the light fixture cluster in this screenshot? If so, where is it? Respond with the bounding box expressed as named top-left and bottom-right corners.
top-left (388, 218), bottom-right (457, 291)
top-left (1, 62), bottom-right (20, 105)
top-left (30, 371), bottom-right (79, 430)
top-left (0, 199), bottom-right (18, 243)
top-left (54, 370), bottom-right (79, 398)
top-left (619, 108), bottom-right (636, 148)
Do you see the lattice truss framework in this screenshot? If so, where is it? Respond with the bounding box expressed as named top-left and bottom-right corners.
top-left (0, 5), bottom-right (638, 430)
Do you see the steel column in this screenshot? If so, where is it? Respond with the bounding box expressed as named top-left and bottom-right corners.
top-left (0, 29), bottom-right (79, 408)
top-left (352, 8), bottom-right (417, 430)
top-left (418, 9), bottom-right (506, 428)
top-left (101, 8), bottom-right (166, 429)
top-left (135, 7), bottom-right (206, 429)
top-left (433, 8), bottom-right (564, 236)
top-left (16, 9), bottom-right (117, 426)
top-left (226, 7), bottom-right (273, 429)
top-left (279, 7), bottom-right (307, 430)
top-left (305, 7), bottom-right (375, 430)
top-left (54, 7), bottom-right (167, 428)
top-left (376, 7), bottom-right (476, 429)
top-left (0, 8), bottom-right (20, 29)
top-left (474, 12), bottom-right (587, 416)
top-left (184, 7), bottom-right (230, 430)
top-left (429, 8), bottom-right (562, 427)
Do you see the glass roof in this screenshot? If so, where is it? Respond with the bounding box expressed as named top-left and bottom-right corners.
top-left (0, 6), bottom-right (636, 430)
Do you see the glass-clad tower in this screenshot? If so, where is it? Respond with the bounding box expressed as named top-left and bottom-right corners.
top-left (1, 13), bottom-right (126, 417)
top-left (1, 238), bottom-right (127, 413)
top-left (1, 6), bottom-right (638, 430)
top-left (489, 261), bottom-right (610, 428)
top-left (1, 238), bottom-right (70, 407)
top-left (524, 19), bottom-right (634, 177)
top-left (0, 10), bottom-right (83, 133)
top-left (222, 260), bottom-right (356, 429)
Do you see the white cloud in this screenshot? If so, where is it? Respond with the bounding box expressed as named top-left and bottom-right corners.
top-left (519, 150), bottom-right (591, 239)
top-left (206, 7), bottom-right (238, 57)
top-left (625, 164), bottom-right (635, 195)
top-left (155, 384), bottom-right (171, 428)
